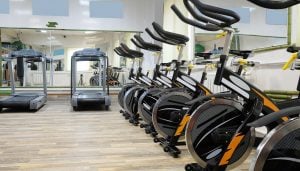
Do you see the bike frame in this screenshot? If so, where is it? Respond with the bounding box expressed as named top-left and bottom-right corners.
top-left (210, 28), bottom-right (288, 170)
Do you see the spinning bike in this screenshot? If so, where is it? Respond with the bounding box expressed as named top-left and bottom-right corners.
top-left (170, 0), bottom-right (300, 170)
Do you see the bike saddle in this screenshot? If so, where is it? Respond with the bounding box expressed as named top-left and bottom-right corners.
top-left (195, 52), bottom-right (212, 59)
top-left (132, 35), bottom-right (162, 52)
top-left (196, 61), bottom-right (215, 65)
top-left (120, 43), bottom-right (144, 58)
top-left (112, 67), bottom-right (122, 69)
top-left (230, 50), bottom-right (253, 59)
top-left (181, 60), bottom-right (187, 65)
top-left (152, 22), bottom-right (189, 45)
top-left (287, 46), bottom-right (300, 53)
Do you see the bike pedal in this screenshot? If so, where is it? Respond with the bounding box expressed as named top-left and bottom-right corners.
top-left (164, 145), bottom-right (181, 157)
top-left (185, 163), bottom-right (205, 171)
top-left (176, 141), bottom-right (186, 146)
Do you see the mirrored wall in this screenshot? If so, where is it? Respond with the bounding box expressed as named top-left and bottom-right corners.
top-left (194, 0), bottom-right (289, 55)
top-left (0, 28), bottom-right (137, 88)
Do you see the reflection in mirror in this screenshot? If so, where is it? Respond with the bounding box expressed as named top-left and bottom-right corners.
top-left (195, 0), bottom-right (289, 55)
top-left (0, 28), bottom-right (137, 88)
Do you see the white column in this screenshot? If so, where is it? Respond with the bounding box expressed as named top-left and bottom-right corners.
top-left (296, 6), bottom-right (300, 45)
top-left (290, 6), bottom-right (299, 44)
top-left (112, 34), bottom-right (121, 67)
top-left (163, 0), bottom-right (195, 63)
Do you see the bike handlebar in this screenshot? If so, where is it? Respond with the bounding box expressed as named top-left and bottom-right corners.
top-left (145, 28), bottom-right (177, 45)
top-left (247, 0), bottom-right (300, 9)
top-left (172, 0), bottom-right (240, 31)
top-left (282, 46), bottom-right (300, 70)
top-left (171, 5), bottom-right (221, 31)
top-left (282, 53), bottom-right (298, 70)
top-left (190, 0), bottom-right (240, 26)
top-left (131, 38), bottom-right (144, 49)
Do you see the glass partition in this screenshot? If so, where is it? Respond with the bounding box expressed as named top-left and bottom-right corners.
top-left (0, 28), bottom-right (137, 89)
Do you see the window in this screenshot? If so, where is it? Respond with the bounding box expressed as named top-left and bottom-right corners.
top-left (32, 0), bottom-right (69, 16)
top-left (0, 0), bottom-right (9, 14)
top-left (90, 0), bottom-right (124, 18)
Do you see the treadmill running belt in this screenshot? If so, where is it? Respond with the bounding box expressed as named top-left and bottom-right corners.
top-left (0, 95), bottom-right (39, 108)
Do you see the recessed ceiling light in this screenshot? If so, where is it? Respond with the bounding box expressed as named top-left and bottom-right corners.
top-left (79, 0), bottom-right (89, 6)
top-left (14, 10), bottom-right (31, 15)
top-left (85, 31), bottom-right (97, 34)
top-left (47, 36), bottom-right (55, 40)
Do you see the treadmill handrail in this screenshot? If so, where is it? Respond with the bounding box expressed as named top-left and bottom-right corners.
top-left (9, 49), bottom-right (44, 59)
top-left (71, 50), bottom-right (109, 97)
top-left (7, 53), bottom-right (48, 97)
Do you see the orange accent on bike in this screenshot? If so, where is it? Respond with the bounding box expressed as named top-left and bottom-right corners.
top-left (175, 114), bottom-right (190, 136)
top-left (219, 133), bottom-right (245, 166)
top-left (252, 89), bottom-right (288, 121)
top-left (199, 85), bottom-right (212, 95)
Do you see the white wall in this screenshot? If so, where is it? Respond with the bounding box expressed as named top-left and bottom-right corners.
top-left (190, 48), bottom-right (299, 92)
top-left (0, 0), bottom-right (163, 32)
top-left (0, 0), bottom-right (165, 72)
top-left (0, 0), bottom-right (164, 70)
top-left (162, 0), bottom-right (194, 63)
top-left (297, 6), bottom-right (300, 45)
top-left (194, 2), bottom-right (300, 92)
top-left (245, 5), bottom-right (300, 91)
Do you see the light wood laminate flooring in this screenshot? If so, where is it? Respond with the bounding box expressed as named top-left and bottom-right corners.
top-left (0, 96), bottom-right (254, 171)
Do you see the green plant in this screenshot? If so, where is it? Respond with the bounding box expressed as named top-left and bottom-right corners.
top-left (11, 40), bottom-right (25, 50)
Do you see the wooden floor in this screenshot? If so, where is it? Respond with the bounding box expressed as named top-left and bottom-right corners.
top-left (0, 96), bottom-right (254, 171)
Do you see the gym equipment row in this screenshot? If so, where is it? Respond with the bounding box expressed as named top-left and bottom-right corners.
top-left (0, 48), bottom-right (111, 112)
top-left (117, 0), bottom-right (300, 171)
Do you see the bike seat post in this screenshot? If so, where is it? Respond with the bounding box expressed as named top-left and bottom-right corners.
top-left (177, 44), bottom-right (185, 63)
top-left (156, 52), bottom-right (162, 65)
top-left (214, 28), bottom-right (235, 85)
top-left (172, 44), bottom-right (185, 83)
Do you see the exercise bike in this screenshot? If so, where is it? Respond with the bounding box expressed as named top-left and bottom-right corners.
top-left (119, 36), bottom-right (194, 127)
top-left (115, 47), bottom-right (145, 119)
top-left (116, 44), bottom-right (171, 125)
top-left (169, 0), bottom-right (300, 170)
top-left (146, 22), bottom-right (253, 158)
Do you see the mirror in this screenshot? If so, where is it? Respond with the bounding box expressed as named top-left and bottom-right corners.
top-left (0, 28), bottom-right (137, 88)
top-left (195, 0), bottom-right (289, 54)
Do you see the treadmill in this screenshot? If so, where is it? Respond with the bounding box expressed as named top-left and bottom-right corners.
top-left (71, 48), bottom-right (111, 111)
top-left (0, 49), bottom-right (47, 112)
